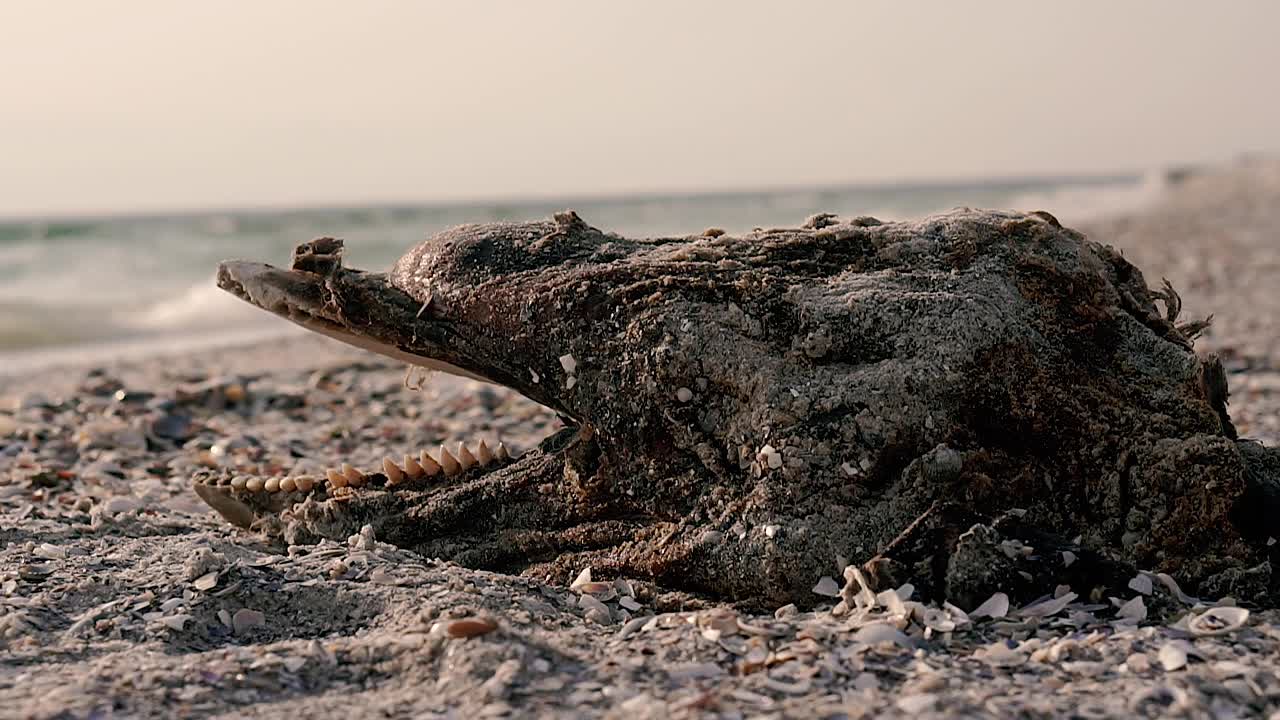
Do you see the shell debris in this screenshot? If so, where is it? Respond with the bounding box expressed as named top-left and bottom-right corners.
top-left (441, 617), bottom-right (499, 638)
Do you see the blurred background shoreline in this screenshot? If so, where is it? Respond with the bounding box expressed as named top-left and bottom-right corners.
top-left (0, 167), bottom-right (1180, 372)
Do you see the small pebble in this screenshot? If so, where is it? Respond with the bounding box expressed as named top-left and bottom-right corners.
top-left (232, 608), bottom-right (265, 635)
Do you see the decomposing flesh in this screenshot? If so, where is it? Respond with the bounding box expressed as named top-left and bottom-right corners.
top-left (195, 209), bottom-right (1280, 608)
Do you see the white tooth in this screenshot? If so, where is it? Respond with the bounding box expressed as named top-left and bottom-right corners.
top-left (246, 477), bottom-right (265, 492)
top-left (403, 454), bottom-right (426, 478)
top-left (326, 468), bottom-right (348, 488)
top-left (342, 463), bottom-right (366, 487)
top-left (264, 477), bottom-right (281, 493)
top-left (419, 450), bottom-right (442, 476)
top-left (457, 443), bottom-right (477, 470)
top-left (475, 439), bottom-right (494, 466)
top-left (231, 476), bottom-right (248, 491)
top-left (383, 457), bottom-right (405, 485)
top-left (280, 477), bottom-right (298, 492)
top-left (294, 475), bottom-right (315, 492)
top-left (438, 445), bottom-right (462, 476)
top-left (495, 442), bottom-right (512, 461)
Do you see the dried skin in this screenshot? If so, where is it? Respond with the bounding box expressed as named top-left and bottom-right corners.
top-left (202, 209), bottom-right (1280, 608)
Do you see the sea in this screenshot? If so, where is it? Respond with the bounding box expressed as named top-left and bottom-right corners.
top-left (0, 173), bottom-right (1169, 373)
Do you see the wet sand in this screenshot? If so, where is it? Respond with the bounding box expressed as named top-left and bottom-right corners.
top-left (2, 159), bottom-right (1279, 719)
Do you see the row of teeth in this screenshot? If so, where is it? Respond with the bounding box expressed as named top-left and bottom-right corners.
top-left (219, 440), bottom-right (513, 494)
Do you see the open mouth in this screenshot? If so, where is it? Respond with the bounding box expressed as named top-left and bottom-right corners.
top-left (196, 255), bottom-right (572, 533)
top-left (191, 432), bottom-right (521, 530)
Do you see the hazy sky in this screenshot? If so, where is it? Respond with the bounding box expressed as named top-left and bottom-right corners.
top-left (2, 1), bottom-right (1277, 217)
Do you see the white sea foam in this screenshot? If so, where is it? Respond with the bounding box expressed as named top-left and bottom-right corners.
top-left (122, 282), bottom-right (270, 331)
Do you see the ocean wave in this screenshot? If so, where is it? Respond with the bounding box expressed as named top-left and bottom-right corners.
top-left (0, 283), bottom-right (285, 352)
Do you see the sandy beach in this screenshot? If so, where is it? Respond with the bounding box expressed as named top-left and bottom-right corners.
top-left (2, 160), bottom-right (1279, 719)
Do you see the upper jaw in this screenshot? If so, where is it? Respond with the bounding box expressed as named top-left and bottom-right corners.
top-left (214, 256), bottom-right (575, 418)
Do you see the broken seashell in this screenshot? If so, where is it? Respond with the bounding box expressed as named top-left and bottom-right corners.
top-left (576, 581), bottom-right (618, 600)
top-left (1017, 592), bottom-right (1077, 618)
top-left (569, 567), bottom-right (593, 590)
top-left (1128, 573), bottom-right (1154, 595)
top-left (1154, 573), bottom-right (1200, 605)
top-left (1115, 596), bottom-right (1147, 623)
top-left (456, 443), bottom-right (478, 470)
top-left (1187, 606), bottom-right (1249, 636)
top-left (876, 589), bottom-right (907, 617)
top-left (1158, 641), bottom-right (1191, 671)
top-left (192, 571), bottom-right (219, 591)
top-left (852, 622), bottom-right (912, 648)
top-left (812, 576), bottom-right (840, 597)
top-left (442, 616), bottom-right (498, 638)
top-left (922, 607), bottom-right (962, 633)
top-left (475, 439), bottom-right (494, 466)
top-left (382, 457), bottom-right (404, 485)
top-left (438, 445), bottom-right (462, 476)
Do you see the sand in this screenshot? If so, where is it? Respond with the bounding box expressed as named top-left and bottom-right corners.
top-left (2, 159), bottom-right (1279, 719)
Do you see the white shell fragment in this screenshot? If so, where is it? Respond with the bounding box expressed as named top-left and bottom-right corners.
top-left (1158, 640), bottom-right (1192, 671)
top-left (1114, 596), bottom-right (1147, 623)
top-left (192, 572), bottom-right (219, 591)
top-left (1187, 606), bottom-right (1250, 636)
top-left (853, 622), bottom-right (913, 648)
top-left (33, 543), bottom-right (65, 560)
top-left (970, 592), bottom-right (1010, 619)
top-left (1017, 592), bottom-right (1077, 618)
top-left (1154, 573), bottom-right (1200, 605)
top-left (569, 567), bottom-right (593, 591)
top-left (812, 576), bottom-right (840, 597)
top-left (1128, 573), bottom-right (1154, 595)
top-left (559, 354), bottom-right (577, 373)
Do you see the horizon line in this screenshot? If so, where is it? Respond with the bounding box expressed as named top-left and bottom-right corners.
top-left (0, 167), bottom-right (1154, 225)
